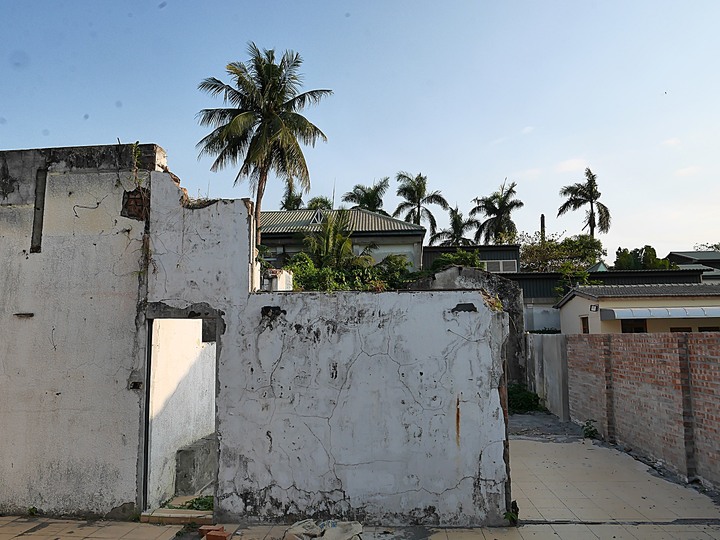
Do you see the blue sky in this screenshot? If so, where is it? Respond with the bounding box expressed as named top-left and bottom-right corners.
top-left (2, 1), bottom-right (718, 258)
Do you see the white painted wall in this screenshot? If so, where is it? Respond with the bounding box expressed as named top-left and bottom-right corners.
top-left (147, 319), bottom-right (216, 508)
top-left (216, 290), bottom-right (509, 526)
top-left (0, 148), bottom-right (155, 516)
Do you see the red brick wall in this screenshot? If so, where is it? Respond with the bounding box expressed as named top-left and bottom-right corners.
top-left (567, 332), bottom-right (720, 486)
top-left (610, 334), bottom-right (687, 474)
top-left (567, 335), bottom-right (608, 437)
top-left (687, 334), bottom-right (720, 486)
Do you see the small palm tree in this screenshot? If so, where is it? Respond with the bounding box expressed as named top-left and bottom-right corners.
top-left (196, 42), bottom-right (332, 244)
top-left (306, 195), bottom-right (333, 210)
top-left (470, 180), bottom-right (524, 244)
top-left (557, 168), bottom-right (611, 237)
top-left (430, 207), bottom-right (479, 246)
top-left (341, 177), bottom-right (390, 215)
top-left (280, 182), bottom-right (304, 210)
top-left (392, 171), bottom-right (448, 235)
top-left (304, 210), bottom-right (373, 270)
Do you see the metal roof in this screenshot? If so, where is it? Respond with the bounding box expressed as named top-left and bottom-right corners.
top-left (668, 251), bottom-right (720, 261)
top-left (260, 209), bottom-right (426, 235)
top-left (600, 307), bottom-right (720, 320)
top-left (555, 283), bottom-right (720, 308)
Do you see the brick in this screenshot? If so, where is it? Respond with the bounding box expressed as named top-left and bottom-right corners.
top-left (199, 525), bottom-right (225, 538)
top-left (206, 531), bottom-right (232, 540)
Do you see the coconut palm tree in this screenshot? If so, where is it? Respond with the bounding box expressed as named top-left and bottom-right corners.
top-left (430, 207), bottom-right (479, 246)
top-left (280, 182), bottom-right (304, 210)
top-left (557, 168), bottom-right (611, 237)
top-left (306, 195), bottom-right (333, 210)
top-left (392, 171), bottom-right (448, 235)
top-left (341, 177), bottom-right (390, 215)
top-left (470, 180), bottom-right (524, 244)
top-left (196, 42), bottom-right (332, 244)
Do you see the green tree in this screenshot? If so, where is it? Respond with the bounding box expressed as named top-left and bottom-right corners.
top-left (613, 246), bottom-right (676, 270)
top-left (341, 177), bottom-right (390, 215)
top-left (470, 180), bottom-right (524, 244)
top-left (519, 232), bottom-right (605, 272)
top-left (279, 182), bottom-right (304, 210)
top-left (557, 168), bottom-right (611, 237)
top-left (196, 42), bottom-right (332, 244)
top-left (306, 195), bottom-right (333, 210)
top-left (430, 250), bottom-right (485, 273)
top-left (430, 207), bottom-right (479, 246)
top-left (303, 210), bottom-right (373, 270)
top-left (392, 171), bottom-right (449, 235)
top-left (695, 242), bottom-right (720, 251)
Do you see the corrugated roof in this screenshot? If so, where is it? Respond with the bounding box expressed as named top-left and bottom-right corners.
top-left (260, 209), bottom-right (426, 235)
top-left (669, 251), bottom-right (720, 261)
top-left (555, 283), bottom-right (720, 308)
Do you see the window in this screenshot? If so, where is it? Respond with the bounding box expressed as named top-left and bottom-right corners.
top-left (484, 260), bottom-right (518, 273)
top-left (699, 326), bottom-right (720, 332)
top-left (581, 316), bottom-right (589, 334)
top-left (621, 319), bottom-right (647, 333)
top-left (670, 327), bottom-right (692, 333)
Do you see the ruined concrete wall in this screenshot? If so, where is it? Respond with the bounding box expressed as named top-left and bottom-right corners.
top-left (147, 319), bottom-right (216, 508)
top-left (147, 171), bottom-right (255, 307)
top-left (525, 334), bottom-right (569, 421)
top-left (0, 144), bottom-right (164, 517)
top-left (216, 291), bottom-right (510, 526)
top-left (410, 266), bottom-right (525, 383)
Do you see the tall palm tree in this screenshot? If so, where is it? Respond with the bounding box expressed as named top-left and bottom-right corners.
top-left (470, 180), bottom-right (524, 244)
top-left (392, 171), bottom-right (448, 235)
top-left (557, 168), bottom-right (611, 237)
top-left (306, 195), bottom-right (333, 210)
top-left (341, 177), bottom-right (390, 215)
top-left (430, 207), bottom-right (479, 246)
top-left (280, 182), bottom-right (304, 210)
top-left (196, 42), bottom-right (332, 244)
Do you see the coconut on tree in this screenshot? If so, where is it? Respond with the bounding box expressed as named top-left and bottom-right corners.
top-left (470, 179), bottom-right (524, 244)
top-left (557, 168), bottom-right (611, 238)
top-left (392, 171), bottom-right (448, 236)
top-left (196, 42), bottom-right (332, 245)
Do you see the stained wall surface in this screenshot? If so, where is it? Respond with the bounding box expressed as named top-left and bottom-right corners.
top-left (0, 145), bottom-right (164, 516)
top-left (216, 291), bottom-right (510, 526)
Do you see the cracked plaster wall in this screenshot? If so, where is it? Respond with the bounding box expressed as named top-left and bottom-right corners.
top-left (0, 147), bottom-right (158, 515)
top-left (217, 291), bottom-right (509, 526)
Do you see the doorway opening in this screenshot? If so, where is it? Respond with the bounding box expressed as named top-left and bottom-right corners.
top-left (142, 314), bottom-right (219, 523)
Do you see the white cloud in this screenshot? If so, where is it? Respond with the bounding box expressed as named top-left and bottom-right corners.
top-left (521, 126), bottom-right (534, 135)
top-left (490, 136), bottom-right (508, 146)
top-left (662, 137), bottom-right (682, 147)
top-left (675, 165), bottom-right (702, 177)
top-left (555, 158), bottom-right (586, 173)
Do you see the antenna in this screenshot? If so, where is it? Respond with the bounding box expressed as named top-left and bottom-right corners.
top-left (331, 179), bottom-right (336, 209)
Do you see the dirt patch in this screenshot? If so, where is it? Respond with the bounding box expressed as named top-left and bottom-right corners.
top-left (509, 411), bottom-right (583, 443)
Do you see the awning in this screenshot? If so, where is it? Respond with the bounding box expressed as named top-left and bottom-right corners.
top-left (600, 307), bottom-right (720, 320)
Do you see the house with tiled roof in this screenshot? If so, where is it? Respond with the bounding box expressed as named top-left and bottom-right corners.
top-left (555, 283), bottom-right (720, 334)
top-left (260, 208), bottom-right (426, 269)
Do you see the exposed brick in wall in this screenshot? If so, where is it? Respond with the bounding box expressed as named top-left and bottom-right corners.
top-left (567, 333), bottom-right (720, 487)
top-left (688, 334), bottom-right (720, 486)
top-left (567, 335), bottom-right (609, 437)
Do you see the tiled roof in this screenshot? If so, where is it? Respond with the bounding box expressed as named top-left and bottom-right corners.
top-left (575, 283), bottom-right (720, 298)
top-left (260, 209), bottom-right (426, 235)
